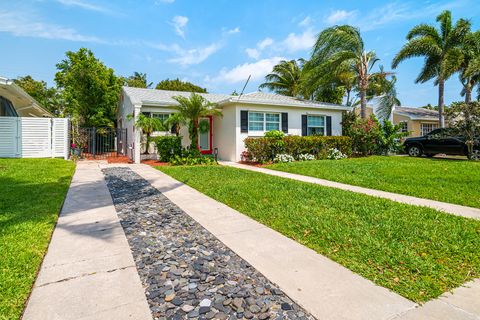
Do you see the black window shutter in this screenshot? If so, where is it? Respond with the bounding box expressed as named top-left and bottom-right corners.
top-left (241, 110), bottom-right (248, 133)
top-left (326, 116), bottom-right (332, 136)
top-left (301, 115), bottom-right (307, 136)
top-left (281, 113), bottom-right (288, 133)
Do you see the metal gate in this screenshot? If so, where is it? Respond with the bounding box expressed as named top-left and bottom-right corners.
top-left (76, 127), bottom-right (127, 159)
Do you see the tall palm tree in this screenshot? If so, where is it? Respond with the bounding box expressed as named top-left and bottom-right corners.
top-left (259, 59), bottom-right (305, 97)
top-left (171, 93), bottom-right (222, 150)
top-left (308, 25), bottom-right (389, 118)
top-left (459, 31), bottom-right (480, 103)
top-left (392, 10), bottom-right (471, 127)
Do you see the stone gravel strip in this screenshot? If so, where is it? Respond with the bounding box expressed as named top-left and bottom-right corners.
top-left (102, 167), bottom-right (315, 320)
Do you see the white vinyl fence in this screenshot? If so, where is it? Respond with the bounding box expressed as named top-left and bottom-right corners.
top-left (0, 117), bottom-right (69, 159)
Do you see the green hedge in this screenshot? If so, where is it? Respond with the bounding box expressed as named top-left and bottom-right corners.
top-left (153, 136), bottom-right (182, 162)
top-left (244, 136), bottom-right (352, 163)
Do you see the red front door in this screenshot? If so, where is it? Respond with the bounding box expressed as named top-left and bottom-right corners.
top-left (198, 116), bottom-right (213, 154)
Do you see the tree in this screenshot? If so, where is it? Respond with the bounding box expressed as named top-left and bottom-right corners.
top-left (13, 76), bottom-right (60, 115)
top-left (373, 76), bottom-right (401, 120)
top-left (170, 93), bottom-right (222, 150)
top-left (445, 101), bottom-right (480, 159)
top-left (392, 10), bottom-right (471, 127)
top-left (156, 78), bottom-right (207, 93)
top-left (459, 31), bottom-right (480, 103)
top-left (309, 25), bottom-right (390, 118)
top-left (55, 48), bottom-right (123, 127)
top-left (131, 114), bottom-right (167, 154)
top-left (259, 59), bottom-right (305, 97)
top-left (126, 72), bottom-right (153, 89)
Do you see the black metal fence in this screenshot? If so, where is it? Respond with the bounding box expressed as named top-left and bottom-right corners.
top-left (76, 127), bottom-right (127, 159)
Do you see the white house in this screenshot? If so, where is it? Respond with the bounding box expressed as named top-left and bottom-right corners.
top-left (119, 87), bottom-right (351, 163)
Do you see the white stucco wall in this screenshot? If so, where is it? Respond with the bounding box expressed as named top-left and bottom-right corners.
top-left (212, 107), bottom-right (236, 161)
top-left (117, 92), bottom-right (136, 160)
top-left (230, 103), bottom-right (345, 162)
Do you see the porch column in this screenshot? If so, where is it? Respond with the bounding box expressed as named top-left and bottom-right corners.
top-left (134, 105), bottom-right (142, 164)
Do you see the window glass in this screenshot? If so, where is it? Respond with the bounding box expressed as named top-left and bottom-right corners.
top-left (421, 123), bottom-right (439, 136)
top-left (248, 112), bottom-right (265, 131)
top-left (307, 115), bottom-right (325, 136)
top-left (0, 96), bottom-right (18, 117)
top-left (399, 121), bottom-right (408, 133)
top-left (265, 113), bottom-right (280, 131)
top-left (151, 113), bottom-right (170, 122)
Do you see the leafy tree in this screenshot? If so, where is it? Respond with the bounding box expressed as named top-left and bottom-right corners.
top-left (55, 48), bottom-right (122, 127)
top-left (308, 25), bottom-right (390, 118)
top-left (445, 101), bottom-right (480, 159)
top-left (156, 78), bottom-right (207, 93)
top-left (126, 72), bottom-right (153, 89)
top-left (13, 76), bottom-right (61, 115)
top-left (459, 31), bottom-right (480, 103)
top-left (259, 59), bottom-right (305, 97)
top-left (421, 103), bottom-right (438, 110)
top-left (392, 10), bottom-right (471, 127)
top-left (170, 93), bottom-right (222, 150)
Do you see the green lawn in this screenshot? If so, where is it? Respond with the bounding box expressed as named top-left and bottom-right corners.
top-left (266, 156), bottom-right (480, 208)
top-left (158, 165), bottom-right (480, 303)
top-left (0, 159), bottom-right (75, 320)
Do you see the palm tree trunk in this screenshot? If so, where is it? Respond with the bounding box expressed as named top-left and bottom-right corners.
top-left (360, 89), bottom-right (367, 119)
top-left (465, 82), bottom-right (472, 104)
top-left (438, 79), bottom-right (445, 128)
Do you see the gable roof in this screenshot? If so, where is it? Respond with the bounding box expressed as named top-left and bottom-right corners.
top-left (395, 106), bottom-right (439, 121)
top-left (122, 87), bottom-right (351, 111)
top-left (0, 77), bottom-right (52, 117)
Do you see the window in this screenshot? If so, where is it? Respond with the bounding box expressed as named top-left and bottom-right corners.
top-left (307, 115), bottom-right (325, 136)
top-left (248, 112), bottom-right (280, 132)
top-left (0, 96), bottom-right (18, 117)
top-left (399, 121), bottom-right (408, 133)
top-left (421, 123), bottom-right (439, 136)
top-left (151, 112), bottom-right (170, 122)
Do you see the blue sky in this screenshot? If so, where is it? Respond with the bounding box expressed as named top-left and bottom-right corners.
top-left (0, 0), bottom-right (479, 106)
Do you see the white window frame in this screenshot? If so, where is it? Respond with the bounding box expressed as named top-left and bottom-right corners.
top-left (399, 121), bottom-right (408, 133)
top-left (421, 123), bottom-right (439, 136)
top-left (307, 115), bottom-right (326, 136)
top-left (151, 112), bottom-right (170, 122)
top-left (248, 111), bottom-right (281, 135)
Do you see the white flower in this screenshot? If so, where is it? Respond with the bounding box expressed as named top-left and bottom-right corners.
top-left (273, 153), bottom-right (295, 163)
top-left (327, 148), bottom-right (347, 160)
top-left (297, 153), bottom-right (315, 161)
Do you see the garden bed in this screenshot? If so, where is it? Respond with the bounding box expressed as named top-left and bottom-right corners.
top-left (158, 165), bottom-right (480, 303)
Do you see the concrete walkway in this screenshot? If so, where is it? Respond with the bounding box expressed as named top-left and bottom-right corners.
top-left (130, 164), bottom-right (417, 320)
top-left (221, 161), bottom-right (480, 220)
top-left (23, 162), bottom-right (151, 320)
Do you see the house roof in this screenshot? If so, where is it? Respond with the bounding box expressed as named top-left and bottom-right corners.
top-left (122, 87), bottom-right (351, 111)
top-left (394, 106), bottom-right (439, 121)
top-left (0, 77), bottom-right (52, 117)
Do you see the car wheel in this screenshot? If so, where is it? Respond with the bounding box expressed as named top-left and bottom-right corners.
top-left (468, 150), bottom-right (480, 161)
top-left (407, 145), bottom-right (422, 157)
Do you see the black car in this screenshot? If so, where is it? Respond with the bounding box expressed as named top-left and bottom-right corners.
top-left (403, 128), bottom-right (480, 159)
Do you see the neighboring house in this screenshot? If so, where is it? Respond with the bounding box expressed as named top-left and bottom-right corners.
top-left (361, 105), bottom-right (441, 137)
top-left (0, 76), bottom-right (69, 159)
top-left (118, 87), bottom-right (351, 163)
top-left (0, 77), bottom-right (51, 117)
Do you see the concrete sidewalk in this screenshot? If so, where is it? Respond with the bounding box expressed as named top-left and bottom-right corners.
top-left (23, 162), bottom-right (151, 320)
top-left (221, 161), bottom-right (480, 220)
top-left (130, 164), bottom-right (417, 320)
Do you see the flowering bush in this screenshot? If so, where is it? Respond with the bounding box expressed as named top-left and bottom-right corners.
top-left (297, 153), bottom-right (315, 161)
top-left (240, 150), bottom-right (253, 162)
top-left (327, 148), bottom-right (347, 160)
top-left (273, 154), bottom-right (295, 163)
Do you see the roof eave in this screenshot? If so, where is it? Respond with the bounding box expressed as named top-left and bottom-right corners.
top-left (221, 99), bottom-right (351, 111)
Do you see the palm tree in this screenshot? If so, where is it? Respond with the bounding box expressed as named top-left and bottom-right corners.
top-left (171, 93), bottom-right (222, 150)
top-left (127, 72), bottom-right (153, 89)
top-left (308, 25), bottom-right (389, 118)
top-left (259, 59), bottom-right (305, 97)
top-left (375, 76), bottom-right (401, 121)
top-left (459, 31), bottom-right (480, 103)
top-left (132, 114), bottom-right (166, 154)
top-left (392, 10), bottom-right (471, 127)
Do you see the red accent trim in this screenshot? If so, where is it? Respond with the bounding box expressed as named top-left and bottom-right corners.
top-left (199, 116), bottom-right (213, 154)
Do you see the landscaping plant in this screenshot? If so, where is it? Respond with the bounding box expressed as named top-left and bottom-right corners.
top-left (297, 153), bottom-right (315, 161)
top-left (154, 136), bottom-right (182, 162)
top-left (327, 148), bottom-right (348, 160)
top-left (273, 154), bottom-right (295, 163)
top-left (446, 101), bottom-right (480, 160)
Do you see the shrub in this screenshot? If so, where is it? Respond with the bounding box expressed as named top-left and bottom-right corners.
top-left (264, 130), bottom-right (285, 138)
top-left (273, 154), bottom-right (295, 163)
top-left (327, 148), bottom-right (347, 160)
top-left (169, 155), bottom-right (217, 166)
top-left (297, 153), bottom-right (315, 161)
top-left (244, 136), bottom-right (352, 163)
top-left (154, 136), bottom-right (182, 162)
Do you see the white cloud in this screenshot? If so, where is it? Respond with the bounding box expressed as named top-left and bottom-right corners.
top-left (57, 0), bottom-right (112, 14)
top-left (245, 48), bottom-right (260, 59)
top-left (245, 37), bottom-right (274, 60)
top-left (282, 28), bottom-right (316, 52)
top-left (0, 10), bottom-right (102, 42)
top-left (258, 37), bottom-right (273, 50)
top-left (171, 15), bottom-right (188, 38)
top-left (207, 57), bottom-right (284, 84)
top-left (325, 10), bottom-right (357, 25)
top-left (169, 43), bottom-right (222, 66)
top-left (226, 27), bottom-right (240, 34)
top-left (298, 16), bottom-right (312, 27)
